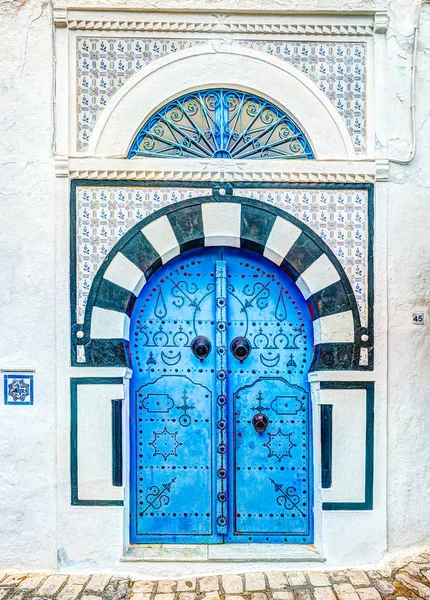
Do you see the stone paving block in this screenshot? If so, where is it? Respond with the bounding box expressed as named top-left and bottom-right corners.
top-left (18, 574), bottom-right (46, 590)
top-left (69, 575), bottom-right (89, 585)
top-left (57, 584), bottom-right (84, 600)
top-left (178, 593), bottom-right (196, 600)
top-left (222, 574), bottom-right (244, 593)
top-left (294, 589), bottom-right (314, 600)
top-left (266, 572), bottom-right (288, 590)
top-left (157, 580), bottom-right (177, 593)
top-left (154, 594), bottom-right (175, 600)
top-left (421, 555), bottom-right (430, 561)
top-left (200, 576), bottom-right (220, 592)
top-left (395, 573), bottom-right (430, 599)
top-left (366, 573), bottom-right (380, 581)
top-left (334, 583), bottom-right (361, 600)
top-left (201, 592), bottom-right (220, 600)
top-left (82, 596), bottom-right (102, 600)
top-left (330, 573), bottom-right (349, 584)
top-left (134, 581), bottom-right (155, 593)
top-left (422, 570), bottom-right (430, 584)
top-left (347, 572), bottom-right (371, 587)
top-left (273, 593), bottom-right (294, 600)
top-left (225, 596), bottom-right (245, 600)
top-left (374, 580), bottom-right (396, 595)
top-left (37, 575), bottom-right (68, 596)
top-left (288, 573), bottom-right (308, 587)
top-left (251, 593), bottom-right (268, 600)
top-left (308, 573), bottom-right (331, 587)
top-left (246, 573), bottom-right (266, 591)
top-left (131, 595), bottom-right (152, 600)
top-left (401, 563), bottom-right (421, 578)
top-left (313, 587), bottom-right (336, 600)
top-left (0, 590), bottom-right (10, 600)
top-left (377, 568), bottom-right (392, 579)
top-left (9, 594), bottom-right (26, 600)
top-left (0, 575), bottom-right (26, 587)
top-left (86, 574), bottom-right (111, 592)
top-left (357, 588), bottom-right (381, 600)
top-left (177, 579), bottom-right (196, 592)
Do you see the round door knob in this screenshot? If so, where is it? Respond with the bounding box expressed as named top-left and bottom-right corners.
top-left (252, 413), bottom-right (268, 434)
top-left (231, 337), bottom-right (251, 361)
top-left (191, 336), bottom-right (212, 360)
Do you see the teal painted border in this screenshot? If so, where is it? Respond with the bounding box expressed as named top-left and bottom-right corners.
top-left (70, 181), bottom-right (374, 370)
top-left (70, 377), bottom-right (124, 506)
top-left (320, 404), bottom-right (332, 489)
top-left (320, 381), bottom-right (374, 511)
top-left (112, 399), bottom-right (123, 487)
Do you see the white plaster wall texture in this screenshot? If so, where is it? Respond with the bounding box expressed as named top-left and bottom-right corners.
top-left (384, 1), bottom-right (430, 552)
top-left (1, 0), bottom-right (430, 573)
top-left (0, 0), bottom-right (57, 569)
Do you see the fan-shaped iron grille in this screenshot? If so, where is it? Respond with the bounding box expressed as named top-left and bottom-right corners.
top-left (128, 88), bottom-right (314, 160)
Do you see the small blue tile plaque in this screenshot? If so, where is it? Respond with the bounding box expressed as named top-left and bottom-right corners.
top-left (4, 374), bottom-right (34, 405)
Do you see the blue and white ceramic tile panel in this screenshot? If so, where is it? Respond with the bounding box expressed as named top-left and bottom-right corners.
top-left (76, 187), bottom-right (212, 324)
top-left (76, 37), bottom-right (367, 153)
top-left (233, 188), bottom-right (369, 329)
top-left (4, 374), bottom-right (34, 406)
top-left (75, 186), bottom-right (368, 329)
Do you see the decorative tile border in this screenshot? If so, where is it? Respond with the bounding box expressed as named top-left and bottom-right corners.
top-left (233, 188), bottom-right (369, 328)
top-left (76, 38), bottom-right (367, 154)
top-left (75, 186), bottom-right (212, 322)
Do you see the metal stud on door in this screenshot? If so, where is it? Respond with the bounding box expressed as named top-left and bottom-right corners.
top-left (130, 247), bottom-right (313, 544)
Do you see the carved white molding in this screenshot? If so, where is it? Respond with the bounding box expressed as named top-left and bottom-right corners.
top-left (68, 168), bottom-right (375, 184)
top-left (374, 11), bottom-right (389, 34)
top-left (53, 5), bottom-right (68, 27)
top-left (65, 19), bottom-right (374, 35)
top-left (55, 155), bottom-right (69, 177)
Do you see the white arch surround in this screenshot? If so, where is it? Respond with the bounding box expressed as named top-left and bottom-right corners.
top-left (88, 45), bottom-right (356, 159)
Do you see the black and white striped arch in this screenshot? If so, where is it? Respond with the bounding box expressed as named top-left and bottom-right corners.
top-left (75, 196), bottom-right (365, 370)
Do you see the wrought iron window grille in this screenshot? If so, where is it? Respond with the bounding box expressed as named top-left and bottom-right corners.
top-left (128, 88), bottom-right (314, 160)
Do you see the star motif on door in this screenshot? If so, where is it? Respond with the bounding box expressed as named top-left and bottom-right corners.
top-left (149, 426), bottom-right (183, 462)
top-left (263, 428), bottom-right (297, 462)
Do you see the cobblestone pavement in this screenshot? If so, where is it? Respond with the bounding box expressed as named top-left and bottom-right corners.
top-left (1, 551), bottom-right (430, 600)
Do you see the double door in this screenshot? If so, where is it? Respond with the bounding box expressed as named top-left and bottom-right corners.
top-left (130, 247), bottom-right (313, 544)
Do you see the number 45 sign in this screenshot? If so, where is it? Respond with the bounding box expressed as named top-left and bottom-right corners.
top-left (412, 312), bottom-right (425, 325)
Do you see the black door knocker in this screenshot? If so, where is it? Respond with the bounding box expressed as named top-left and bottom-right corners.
top-left (191, 336), bottom-right (212, 361)
top-left (252, 413), bottom-right (268, 434)
top-left (230, 337), bottom-right (251, 362)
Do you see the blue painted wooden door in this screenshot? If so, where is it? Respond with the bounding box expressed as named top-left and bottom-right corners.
top-left (130, 247), bottom-right (313, 544)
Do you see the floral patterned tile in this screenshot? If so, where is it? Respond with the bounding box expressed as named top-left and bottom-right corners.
top-left (76, 37), bottom-right (367, 154)
top-left (75, 186), bottom-right (213, 323)
top-left (233, 188), bottom-right (369, 328)
top-left (75, 186), bottom-right (369, 330)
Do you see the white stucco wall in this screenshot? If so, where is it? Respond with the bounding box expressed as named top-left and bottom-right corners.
top-left (0, 0), bottom-right (57, 569)
top-left (0, 0), bottom-right (430, 573)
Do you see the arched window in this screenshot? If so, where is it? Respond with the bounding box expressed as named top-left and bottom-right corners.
top-left (128, 88), bottom-right (314, 160)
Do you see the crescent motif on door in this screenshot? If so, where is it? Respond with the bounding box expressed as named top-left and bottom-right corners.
top-left (161, 350), bottom-right (182, 365)
top-left (260, 352), bottom-right (281, 367)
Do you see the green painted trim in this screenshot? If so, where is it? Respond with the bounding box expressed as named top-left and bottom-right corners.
top-left (112, 399), bottom-right (123, 487)
top-left (320, 381), bottom-right (374, 511)
top-left (70, 377), bottom-right (124, 506)
top-left (320, 404), bottom-right (333, 489)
